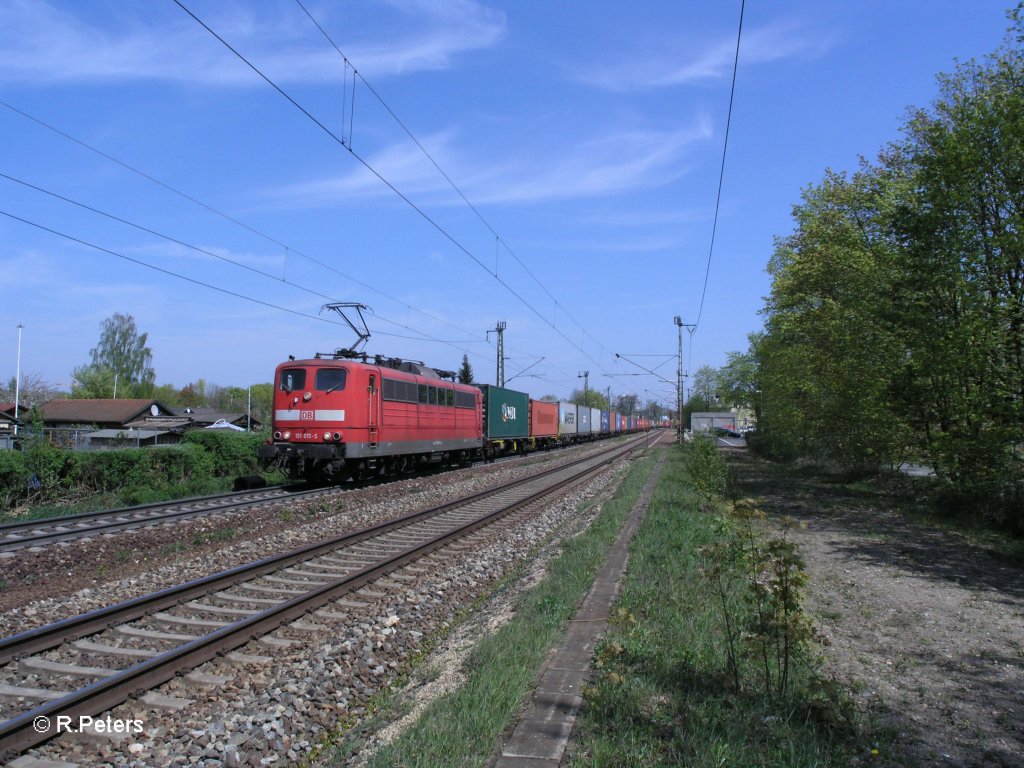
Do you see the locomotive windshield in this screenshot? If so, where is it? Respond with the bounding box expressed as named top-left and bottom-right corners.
top-left (315, 368), bottom-right (347, 392)
top-left (279, 368), bottom-right (306, 392)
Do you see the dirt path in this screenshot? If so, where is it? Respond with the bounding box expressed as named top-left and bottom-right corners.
top-left (723, 448), bottom-right (1024, 768)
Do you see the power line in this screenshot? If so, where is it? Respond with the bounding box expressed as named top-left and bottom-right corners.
top-left (0, 171), bottom-right (504, 364)
top-left (0, 99), bottom-right (488, 348)
top-left (173, 0), bottom-right (609, 372)
top-left (694, 0), bottom-right (745, 330)
top-left (0, 209), bottom-right (352, 328)
top-left (293, 0), bottom-right (614, 359)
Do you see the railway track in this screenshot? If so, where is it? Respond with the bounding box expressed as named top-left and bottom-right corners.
top-left (0, 485), bottom-right (334, 553)
top-left (0, 434), bottom-right (646, 760)
top-left (0, 438), bottom-right (619, 554)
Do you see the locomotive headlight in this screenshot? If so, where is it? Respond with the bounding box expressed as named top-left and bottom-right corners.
top-left (333, 432), bottom-right (342, 441)
top-left (323, 433), bottom-right (331, 441)
top-left (303, 391), bottom-right (312, 402)
top-left (282, 431), bottom-right (292, 440)
top-left (273, 431), bottom-right (281, 440)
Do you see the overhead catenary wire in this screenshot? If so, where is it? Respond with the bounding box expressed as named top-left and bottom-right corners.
top-left (0, 209), bottom-right (355, 329)
top-left (0, 99), bottom-right (487, 349)
top-left (172, 0), bottom-right (609, 373)
top-left (0, 172), bottom-right (501, 363)
top-left (693, 0), bottom-right (745, 331)
top-left (293, 0), bottom-right (614, 359)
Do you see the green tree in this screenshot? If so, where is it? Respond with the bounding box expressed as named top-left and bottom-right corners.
top-left (73, 313), bottom-right (155, 398)
top-left (570, 388), bottom-right (609, 410)
top-left (690, 365), bottom-right (721, 406)
top-left (152, 383), bottom-right (183, 409)
top-left (248, 383), bottom-right (273, 426)
top-left (71, 363), bottom-right (116, 399)
top-left (457, 355), bottom-right (474, 384)
top-left (889, 21), bottom-right (1024, 517)
top-left (759, 162), bottom-right (907, 467)
top-left (718, 336), bottom-right (762, 411)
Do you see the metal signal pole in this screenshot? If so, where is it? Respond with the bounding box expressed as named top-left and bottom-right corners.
top-left (578, 370), bottom-right (589, 407)
top-left (674, 316), bottom-right (695, 443)
top-left (487, 321), bottom-right (507, 387)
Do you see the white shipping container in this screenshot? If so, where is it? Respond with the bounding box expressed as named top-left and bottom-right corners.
top-left (558, 401), bottom-right (578, 435)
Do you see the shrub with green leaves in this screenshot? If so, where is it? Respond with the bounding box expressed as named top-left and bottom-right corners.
top-left (182, 429), bottom-right (265, 476)
top-left (681, 435), bottom-right (727, 499)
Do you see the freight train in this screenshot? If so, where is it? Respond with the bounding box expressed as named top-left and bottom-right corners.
top-left (257, 353), bottom-right (649, 482)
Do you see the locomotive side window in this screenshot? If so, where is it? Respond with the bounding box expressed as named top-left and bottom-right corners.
top-left (419, 384), bottom-right (429, 404)
top-left (315, 368), bottom-right (347, 392)
top-left (279, 368), bottom-right (306, 392)
top-left (429, 386), bottom-right (438, 405)
top-left (445, 388), bottom-right (454, 407)
top-left (455, 390), bottom-right (476, 409)
top-left (382, 378), bottom-right (396, 400)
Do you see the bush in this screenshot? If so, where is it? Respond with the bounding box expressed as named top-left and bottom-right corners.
top-left (76, 445), bottom-right (215, 494)
top-left (182, 429), bottom-right (264, 477)
top-left (0, 450), bottom-right (30, 507)
top-left (23, 440), bottom-right (81, 501)
top-left (0, 434), bottom-right (240, 513)
top-left (681, 436), bottom-right (727, 498)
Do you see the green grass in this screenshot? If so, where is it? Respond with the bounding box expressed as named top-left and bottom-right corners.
top-left (319, 453), bottom-right (659, 768)
top-left (568, 446), bottom-right (863, 768)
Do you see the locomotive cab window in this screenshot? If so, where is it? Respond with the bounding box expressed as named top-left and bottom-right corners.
top-left (279, 369), bottom-right (307, 392)
top-left (315, 368), bottom-right (347, 392)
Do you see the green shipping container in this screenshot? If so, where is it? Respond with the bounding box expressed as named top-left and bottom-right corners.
top-left (479, 384), bottom-right (530, 440)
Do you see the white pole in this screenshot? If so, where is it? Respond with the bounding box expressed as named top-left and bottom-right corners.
top-left (247, 385), bottom-right (252, 432)
top-left (14, 324), bottom-right (23, 436)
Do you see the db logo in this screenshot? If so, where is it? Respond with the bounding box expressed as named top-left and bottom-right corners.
top-left (300, 410), bottom-right (314, 420)
top-left (501, 404), bottom-right (517, 422)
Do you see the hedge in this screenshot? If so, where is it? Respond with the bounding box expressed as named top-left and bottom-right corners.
top-left (1, 429), bottom-right (268, 511)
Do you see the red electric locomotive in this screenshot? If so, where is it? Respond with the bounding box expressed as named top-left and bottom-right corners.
top-left (258, 353), bottom-right (483, 482)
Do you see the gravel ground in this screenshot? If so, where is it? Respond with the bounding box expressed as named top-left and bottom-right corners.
top-left (7, 445), bottom-right (635, 767)
top-left (723, 448), bottom-right (1024, 768)
top-left (0, 444), bottom-right (614, 632)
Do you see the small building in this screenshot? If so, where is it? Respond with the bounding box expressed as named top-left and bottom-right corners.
top-left (85, 428), bottom-right (175, 449)
top-left (690, 411), bottom-right (739, 433)
top-left (41, 399), bottom-right (180, 430)
top-left (0, 403), bottom-right (27, 449)
top-left (40, 399), bottom-right (187, 449)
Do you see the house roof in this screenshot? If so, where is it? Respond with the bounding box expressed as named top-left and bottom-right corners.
top-left (0, 403), bottom-right (29, 417)
top-left (41, 399), bottom-right (174, 425)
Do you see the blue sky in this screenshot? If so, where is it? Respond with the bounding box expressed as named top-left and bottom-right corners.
top-left (1, 0), bottom-right (1013, 408)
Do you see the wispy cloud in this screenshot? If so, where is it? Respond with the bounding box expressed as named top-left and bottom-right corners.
top-left (0, 0), bottom-right (505, 85)
top-left (577, 21), bottom-right (834, 92)
top-left (270, 117), bottom-right (713, 208)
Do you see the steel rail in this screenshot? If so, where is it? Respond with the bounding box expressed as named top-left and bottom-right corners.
top-left (0, 436), bottom-right (643, 665)
top-left (0, 436), bottom-right (642, 759)
top-left (0, 436), bottom-right (617, 552)
top-left (0, 485), bottom-right (295, 535)
top-left (0, 486), bottom-right (320, 553)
